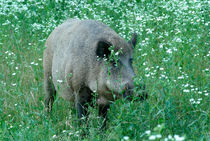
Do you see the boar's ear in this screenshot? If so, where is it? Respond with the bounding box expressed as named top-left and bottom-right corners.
top-left (129, 33), bottom-right (137, 48)
top-left (96, 40), bottom-right (111, 58)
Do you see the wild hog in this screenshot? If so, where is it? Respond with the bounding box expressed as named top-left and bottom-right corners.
top-left (43, 19), bottom-right (146, 125)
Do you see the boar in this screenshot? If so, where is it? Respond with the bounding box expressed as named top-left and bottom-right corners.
top-left (43, 19), bottom-right (146, 126)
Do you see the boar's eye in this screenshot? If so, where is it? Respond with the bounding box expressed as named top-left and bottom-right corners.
top-left (112, 59), bottom-right (121, 67)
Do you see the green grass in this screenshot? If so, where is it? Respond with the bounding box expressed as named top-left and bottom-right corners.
top-left (0, 0), bottom-right (209, 140)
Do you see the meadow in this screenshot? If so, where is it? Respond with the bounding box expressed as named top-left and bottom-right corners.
top-left (0, 0), bottom-right (209, 140)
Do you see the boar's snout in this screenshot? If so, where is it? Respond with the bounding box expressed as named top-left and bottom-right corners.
top-left (122, 83), bottom-right (134, 100)
top-left (123, 83), bottom-right (148, 101)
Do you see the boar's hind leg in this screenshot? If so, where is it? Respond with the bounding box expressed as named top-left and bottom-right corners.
top-left (76, 87), bottom-right (93, 120)
top-left (43, 49), bottom-right (56, 112)
top-left (44, 77), bottom-right (56, 112)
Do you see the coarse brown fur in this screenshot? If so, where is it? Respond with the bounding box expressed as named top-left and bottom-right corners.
top-left (43, 19), bottom-right (140, 125)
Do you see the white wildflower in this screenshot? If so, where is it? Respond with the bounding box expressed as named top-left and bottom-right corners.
top-left (174, 135), bottom-right (185, 141)
top-left (12, 83), bottom-right (17, 86)
top-left (196, 101), bottom-right (200, 104)
top-left (156, 134), bottom-right (162, 138)
top-left (173, 47), bottom-right (178, 51)
top-left (176, 38), bottom-right (182, 42)
top-left (115, 51), bottom-right (119, 56)
top-left (145, 74), bottom-right (150, 77)
top-left (160, 68), bottom-right (164, 71)
top-left (136, 16), bottom-right (143, 21)
top-left (52, 135), bottom-right (57, 138)
top-left (57, 80), bottom-right (63, 83)
top-left (145, 67), bottom-right (150, 71)
top-left (189, 98), bottom-right (194, 102)
top-left (166, 49), bottom-right (172, 54)
top-left (164, 138), bottom-right (169, 141)
top-left (146, 28), bottom-right (153, 34)
top-left (178, 76), bottom-right (184, 79)
top-left (142, 53), bottom-right (147, 56)
top-left (123, 136), bottom-right (129, 140)
top-left (145, 130), bottom-right (151, 135)
top-left (183, 89), bottom-right (190, 93)
top-left (149, 135), bottom-right (156, 140)
top-left (168, 135), bottom-right (173, 139)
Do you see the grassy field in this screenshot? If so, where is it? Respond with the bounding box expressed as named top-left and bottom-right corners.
top-left (0, 0), bottom-right (209, 140)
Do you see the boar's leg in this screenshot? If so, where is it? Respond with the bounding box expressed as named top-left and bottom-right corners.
top-left (76, 87), bottom-right (93, 121)
top-left (43, 48), bottom-right (56, 112)
top-left (99, 105), bottom-right (110, 128)
top-left (44, 78), bottom-right (56, 112)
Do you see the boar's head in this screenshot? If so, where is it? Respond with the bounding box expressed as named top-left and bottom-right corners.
top-left (95, 33), bottom-right (147, 104)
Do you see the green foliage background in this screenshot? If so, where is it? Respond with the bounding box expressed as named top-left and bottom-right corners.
top-left (0, 0), bottom-right (209, 140)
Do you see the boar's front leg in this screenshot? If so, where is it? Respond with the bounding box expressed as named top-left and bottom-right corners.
top-left (99, 105), bottom-right (110, 128)
top-left (76, 87), bottom-right (93, 122)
